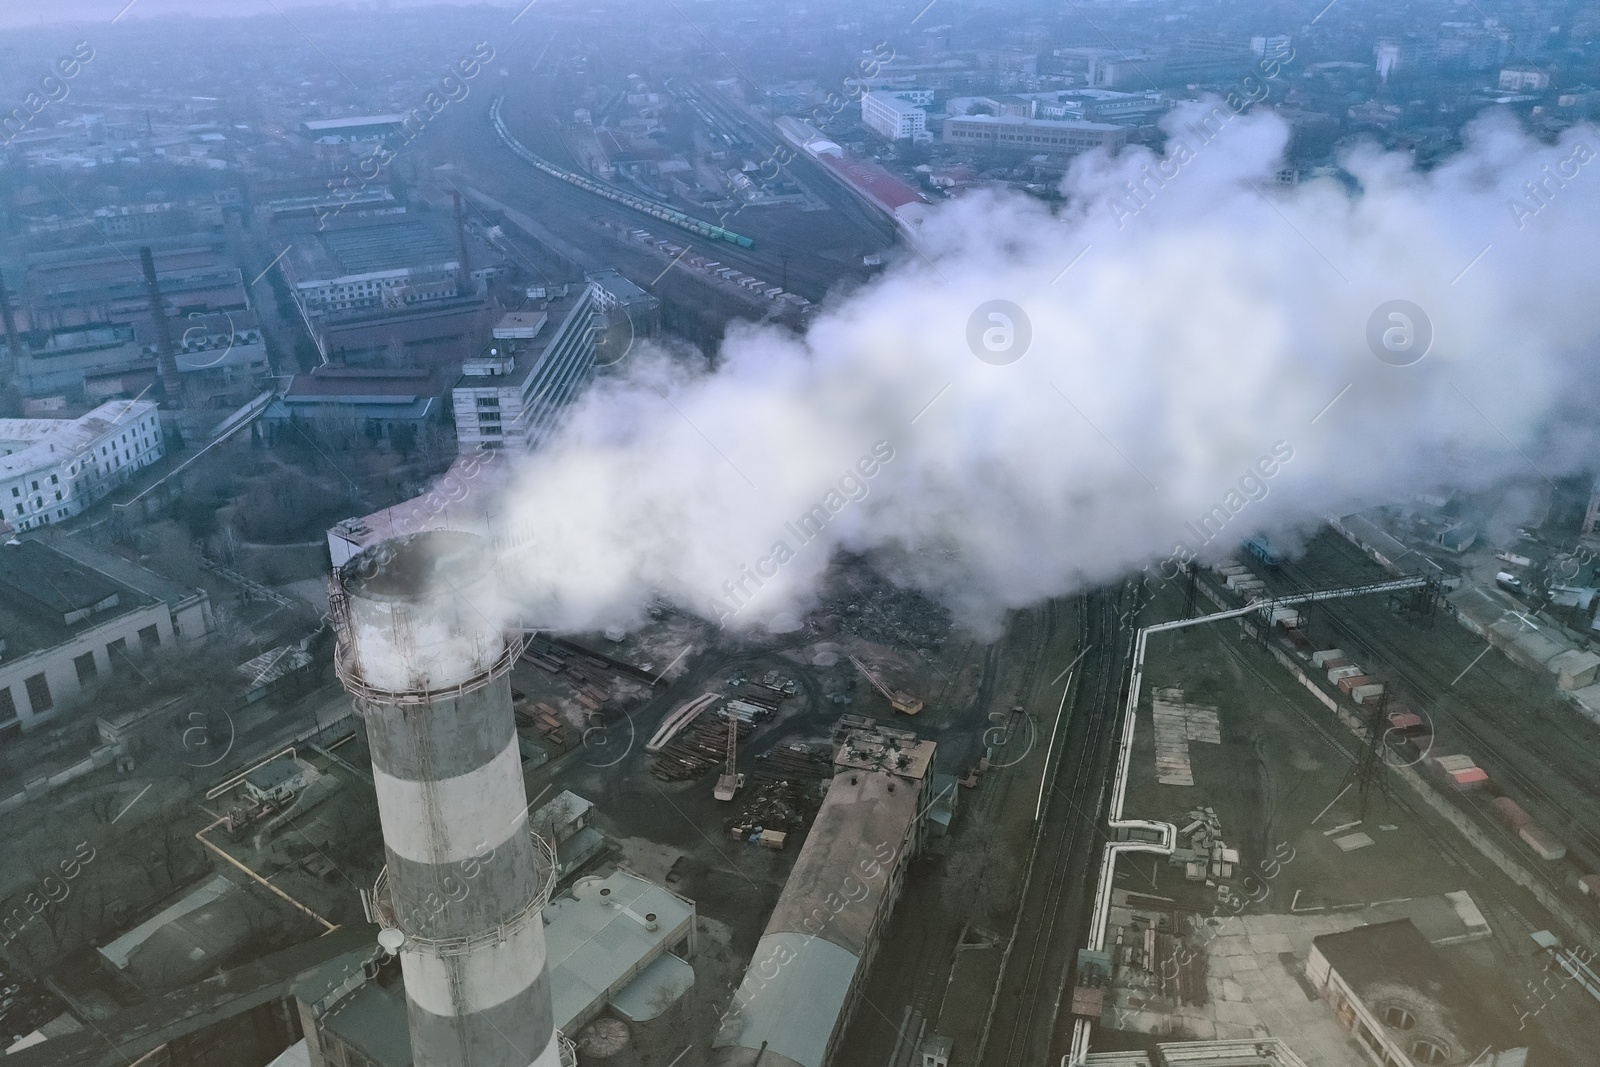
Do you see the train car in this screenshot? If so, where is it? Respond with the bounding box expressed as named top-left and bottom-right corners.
top-left (1245, 535), bottom-right (1283, 566)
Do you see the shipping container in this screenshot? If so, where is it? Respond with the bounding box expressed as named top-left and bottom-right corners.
top-left (1450, 767), bottom-right (1488, 789)
top-left (1579, 874), bottom-right (1600, 900)
top-left (1352, 684), bottom-right (1386, 704)
top-left (1387, 712), bottom-right (1425, 733)
top-left (1328, 665), bottom-right (1364, 683)
top-left (1433, 754), bottom-right (1477, 773)
top-left (1312, 649), bottom-right (1347, 667)
top-left (1337, 674), bottom-right (1375, 695)
top-left (1519, 824), bottom-right (1567, 861)
top-left (1491, 796), bottom-right (1532, 829)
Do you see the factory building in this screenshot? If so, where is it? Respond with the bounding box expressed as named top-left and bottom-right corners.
top-left (0, 399), bottom-right (164, 531)
top-left (713, 718), bottom-right (937, 1067)
top-left (262, 367), bottom-right (445, 443)
top-left (0, 538), bottom-right (212, 737)
top-left (943, 114), bottom-right (1127, 155)
top-left (282, 214), bottom-right (500, 366)
top-left (1308, 920), bottom-right (1529, 1067)
top-left (278, 867), bottom-right (697, 1067)
top-left (860, 91), bottom-right (932, 141)
top-left (9, 236), bottom-right (247, 335)
top-left (331, 531), bottom-right (563, 1067)
top-left (298, 115), bottom-right (408, 142)
top-left (286, 219), bottom-right (469, 318)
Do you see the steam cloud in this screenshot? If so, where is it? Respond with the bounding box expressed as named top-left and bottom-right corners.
top-left (487, 103), bottom-right (1600, 637)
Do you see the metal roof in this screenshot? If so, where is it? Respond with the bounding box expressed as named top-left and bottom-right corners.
top-left (543, 869), bottom-right (695, 1032)
top-left (0, 399), bottom-right (158, 479)
top-left (609, 951), bottom-right (695, 1023)
top-left (319, 221), bottom-right (456, 278)
top-left (319, 980), bottom-right (412, 1067)
top-left (713, 932), bottom-right (858, 1067)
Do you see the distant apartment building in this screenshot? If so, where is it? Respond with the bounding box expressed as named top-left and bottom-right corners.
top-left (1498, 68), bottom-right (1551, 91)
top-left (1251, 35), bottom-right (1293, 58)
top-left (0, 538), bottom-right (212, 738)
top-left (0, 399), bottom-right (163, 532)
top-left (976, 49), bottom-right (1038, 75)
top-left (1055, 47), bottom-right (1156, 88)
top-left (861, 91), bottom-right (931, 141)
top-left (943, 114), bottom-right (1126, 155)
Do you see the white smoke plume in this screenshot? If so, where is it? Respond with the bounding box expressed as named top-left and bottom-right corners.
top-left (489, 103), bottom-right (1600, 637)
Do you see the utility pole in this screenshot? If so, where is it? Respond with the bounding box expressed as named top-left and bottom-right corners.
top-left (1338, 690), bottom-right (1393, 823)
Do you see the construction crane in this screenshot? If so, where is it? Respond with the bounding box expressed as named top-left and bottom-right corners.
top-left (713, 710), bottom-right (744, 801)
top-left (849, 655), bottom-right (924, 715)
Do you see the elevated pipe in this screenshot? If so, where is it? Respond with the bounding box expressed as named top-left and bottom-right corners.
top-left (1067, 574), bottom-right (1427, 1065)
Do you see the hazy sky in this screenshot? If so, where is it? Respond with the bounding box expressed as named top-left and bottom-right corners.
top-left (0, 0), bottom-right (532, 30)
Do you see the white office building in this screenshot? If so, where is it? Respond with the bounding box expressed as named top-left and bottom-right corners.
top-left (0, 399), bottom-right (163, 532)
top-left (861, 91), bottom-right (930, 141)
top-left (453, 273), bottom-right (657, 455)
top-left (452, 292), bottom-right (602, 455)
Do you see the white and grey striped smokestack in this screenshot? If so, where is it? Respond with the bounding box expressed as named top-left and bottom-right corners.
top-left (333, 531), bottom-right (561, 1067)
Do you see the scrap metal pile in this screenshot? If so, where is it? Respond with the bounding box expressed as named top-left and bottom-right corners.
top-left (651, 715), bottom-right (755, 782)
top-left (753, 741), bottom-right (833, 784)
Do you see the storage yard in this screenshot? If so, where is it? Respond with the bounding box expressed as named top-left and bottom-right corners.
top-left (1096, 542), bottom-right (1599, 1065)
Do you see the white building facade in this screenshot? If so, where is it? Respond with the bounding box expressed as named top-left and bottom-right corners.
top-left (861, 91), bottom-right (930, 141)
top-left (0, 399), bottom-right (163, 532)
top-left (943, 113), bottom-right (1126, 154)
top-left (453, 287), bottom-right (604, 454)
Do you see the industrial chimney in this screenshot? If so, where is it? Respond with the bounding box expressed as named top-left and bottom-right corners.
top-left (453, 190), bottom-right (473, 297)
top-left (0, 276), bottom-right (25, 370)
top-left (331, 531), bottom-right (562, 1067)
top-left (138, 246), bottom-right (184, 406)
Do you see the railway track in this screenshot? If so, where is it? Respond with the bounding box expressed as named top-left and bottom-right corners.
top-left (1200, 619), bottom-right (1544, 963)
top-left (1266, 538), bottom-right (1600, 868)
top-left (980, 587), bottom-right (1133, 1067)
